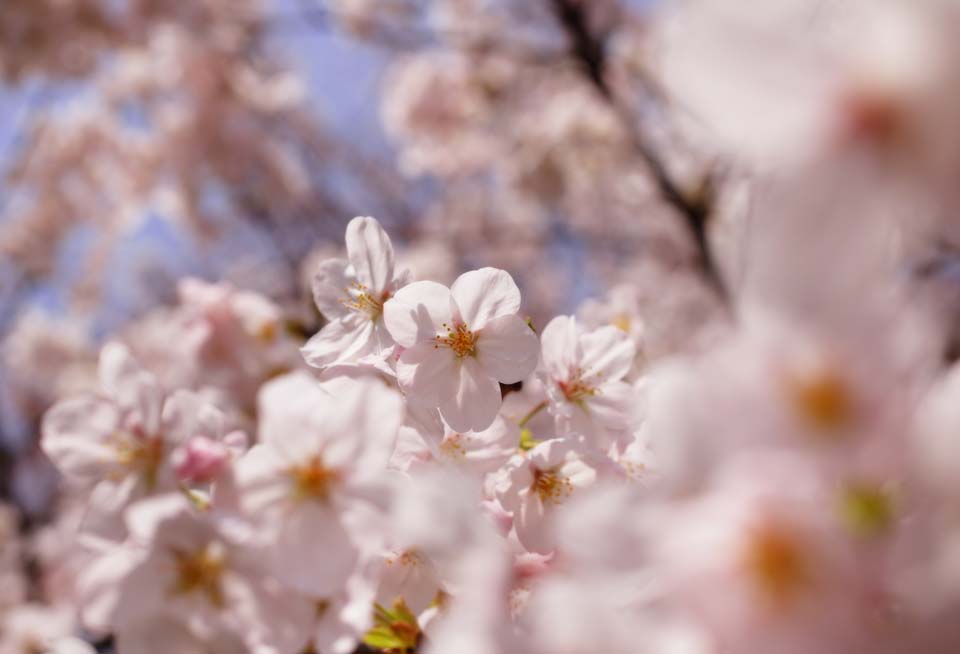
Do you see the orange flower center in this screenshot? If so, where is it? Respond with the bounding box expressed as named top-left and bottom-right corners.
top-left (435, 322), bottom-right (478, 358)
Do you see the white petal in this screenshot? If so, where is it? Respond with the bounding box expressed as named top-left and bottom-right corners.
top-left (257, 373), bottom-right (328, 463)
top-left (41, 395), bottom-right (121, 481)
top-left (346, 216), bottom-right (395, 293)
top-left (581, 325), bottom-right (636, 383)
top-left (233, 445), bottom-right (294, 515)
top-left (301, 315), bottom-right (376, 369)
top-left (161, 390), bottom-right (224, 448)
top-left (397, 342), bottom-right (456, 407)
top-left (269, 503), bottom-right (358, 596)
top-left (312, 258), bottom-right (355, 320)
top-left (316, 376), bottom-right (405, 472)
top-left (439, 358), bottom-right (501, 433)
top-left (539, 315), bottom-right (582, 380)
top-left (477, 314), bottom-right (540, 383)
top-left (99, 343), bottom-right (163, 432)
top-left (383, 281), bottom-right (453, 348)
top-left (450, 268), bottom-right (522, 329)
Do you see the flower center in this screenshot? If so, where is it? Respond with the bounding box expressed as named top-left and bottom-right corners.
top-left (435, 322), bottom-right (478, 358)
top-left (440, 433), bottom-right (467, 461)
top-left (742, 524), bottom-right (810, 607)
top-left (289, 455), bottom-right (340, 502)
top-left (341, 282), bottom-right (387, 321)
top-left (558, 368), bottom-right (598, 403)
top-left (112, 428), bottom-right (164, 489)
top-left (532, 467), bottom-right (573, 505)
top-left (170, 542), bottom-right (227, 608)
top-left (785, 364), bottom-right (853, 433)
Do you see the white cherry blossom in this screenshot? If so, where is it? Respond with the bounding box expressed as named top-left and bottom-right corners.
top-left (302, 216), bottom-right (410, 373)
top-left (383, 267), bottom-right (540, 432)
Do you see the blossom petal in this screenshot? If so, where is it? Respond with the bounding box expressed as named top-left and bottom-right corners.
top-left (161, 390), bottom-right (224, 448)
top-left (440, 357), bottom-right (501, 432)
top-left (397, 342), bottom-right (456, 407)
top-left (581, 325), bottom-right (636, 382)
top-left (383, 281), bottom-right (453, 348)
top-left (269, 503), bottom-right (358, 596)
top-left (301, 315), bottom-right (376, 369)
top-left (450, 268), bottom-right (522, 329)
top-left (312, 258), bottom-right (355, 320)
top-left (477, 314), bottom-right (540, 383)
top-left (41, 395), bottom-right (121, 481)
top-left (346, 216), bottom-right (395, 293)
top-left (539, 315), bottom-right (582, 380)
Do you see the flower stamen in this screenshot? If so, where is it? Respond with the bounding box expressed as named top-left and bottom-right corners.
top-left (170, 542), bottom-right (227, 608)
top-left (289, 455), bottom-right (341, 502)
top-left (532, 468), bottom-right (573, 505)
top-left (434, 322), bottom-right (478, 358)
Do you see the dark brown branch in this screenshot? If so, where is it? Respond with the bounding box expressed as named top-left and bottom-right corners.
top-left (548, 0), bottom-right (729, 305)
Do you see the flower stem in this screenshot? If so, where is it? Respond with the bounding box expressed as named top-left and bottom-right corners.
top-left (518, 400), bottom-right (548, 428)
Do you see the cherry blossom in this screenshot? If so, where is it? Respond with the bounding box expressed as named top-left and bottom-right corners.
top-left (383, 267), bottom-right (540, 432)
top-left (302, 216), bottom-right (410, 373)
top-left (233, 371), bottom-right (404, 597)
top-left (539, 315), bottom-right (637, 449)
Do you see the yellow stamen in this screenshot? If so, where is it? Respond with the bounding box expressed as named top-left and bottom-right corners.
top-left (786, 364), bottom-right (853, 433)
top-left (434, 322), bottom-right (478, 358)
top-left (289, 455), bottom-right (341, 502)
top-left (742, 524), bottom-right (810, 607)
top-left (340, 282), bottom-right (387, 321)
top-left (170, 542), bottom-right (227, 608)
top-left (532, 468), bottom-right (573, 505)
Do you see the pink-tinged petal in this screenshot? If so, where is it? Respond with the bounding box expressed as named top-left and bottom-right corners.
top-left (439, 357), bottom-right (502, 433)
top-left (539, 315), bottom-right (582, 380)
top-left (312, 258), bottom-right (354, 320)
top-left (581, 325), bottom-right (636, 382)
top-left (97, 342), bottom-right (143, 396)
top-left (269, 503), bottom-right (358, 596)
top-left (256, 374), bottom-right (327, 462)
top-left (301, 315), bottom-right (376, 369)
top-left (161, 390), bottom-right (224, 447)
top-left (98, 343), bottom-right (163, 430)
top-left (514, 490), bottom-right (553, 554)
top-left (233, 445), bottom-right (294, 515)
top-left (315, 376), bottom-right (405, 472)
top-left (41, 395), bottom-right (121, 481)
top-left (383, 281), bottom-right (453, 348)
top-left (346, 216), bottom-right (395, 293)
top-left (171, 436), bottom-right (231, 485)
top-left (450, 268), bottom-right (522, 329)
top-left (476, 314), bottom-right (540, 383)
top-left (397, 342), bottom-right (456, 406)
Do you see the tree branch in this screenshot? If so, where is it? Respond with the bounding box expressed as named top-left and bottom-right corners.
top-left (548, 0), bottom-right (729, 304)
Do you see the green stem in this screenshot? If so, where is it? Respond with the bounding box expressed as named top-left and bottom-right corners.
top-left (518, 400), bottom-right (548, 428)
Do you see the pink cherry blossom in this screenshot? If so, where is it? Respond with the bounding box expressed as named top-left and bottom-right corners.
top-left (233, 371), bottom-right (404, 597)
top-left (384, 267), bottom-right (540, 432)
top-left (302, 216), bottom-right (410, 373)
top-left (539, 315), bottom-right (637, 449)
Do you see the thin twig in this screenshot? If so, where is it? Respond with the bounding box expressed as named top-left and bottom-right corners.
top-left (547, 0), bottom-right (729, 305)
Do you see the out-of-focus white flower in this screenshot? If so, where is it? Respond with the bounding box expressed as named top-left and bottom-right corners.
top-left (80, 494), bottom-right (312, 654)
top-left (539, 316), bottom-right (637, 449)
top-left (41, 344), bottom-right (239, 525)
top-left (233, 371), bottom-right (403, 597)
top-left (384, 267), bottom-right (539, 432)
top-left (302, 216), bottom-right (410, 374)
top-left (496, 438), bottom-right (610, 554)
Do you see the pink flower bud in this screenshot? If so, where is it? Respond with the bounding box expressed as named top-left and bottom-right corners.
top-left (172, 436), bottom-right (231, 485)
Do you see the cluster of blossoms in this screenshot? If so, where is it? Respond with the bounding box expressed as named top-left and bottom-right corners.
top-left (31, 202), bottom-right (960, 652)
top-left (13, 1), bottom-right (960, 653)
